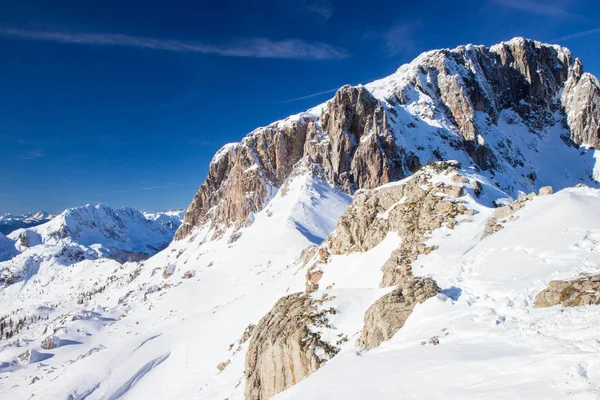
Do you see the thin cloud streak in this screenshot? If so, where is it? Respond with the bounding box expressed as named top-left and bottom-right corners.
top-left (551, 27), bottom-right (600, 41)
top-left (99, 185), bottom-right (173, 196)
top-left (306, 1), bottom-right (335, 20)
top-left (277, 87), bottom-right (340, 103)
top-left (18, 150), bottom-right (46, 160)
top-left (0, 28), bottom-right (348, 60)
top-left (488, 0), bottom-right (575, 18)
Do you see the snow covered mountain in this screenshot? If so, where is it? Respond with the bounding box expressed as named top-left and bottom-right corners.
top-left (8, 204), bottom-right (177, 261)
top-left (0, 233), bottom-right (17, 262)
top-left (1, 38), bottom-right (600, 400)
top-left (176, 37), bottom-right (600, 239)
top-left (0, 211), bottom-right (54, 235)
top-left (0, 204), bottom-right (181, 290)
top-left (143, 209), bottom-right (185, 232)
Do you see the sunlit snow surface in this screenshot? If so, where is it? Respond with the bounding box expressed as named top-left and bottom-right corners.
top-left (277, 188), bottom-right (600, 399)
top-left (1, 169), bottom-right (599, 399)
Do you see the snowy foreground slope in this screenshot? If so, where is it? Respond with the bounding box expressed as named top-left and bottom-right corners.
top-left (1, 169), bottom-right (599, 399)
top-left (0, 173), bottom-right (352, 399)
top-left (1, 37), bottom-right (600, 399)
top-left (278, 185), bottom-right (600, 399)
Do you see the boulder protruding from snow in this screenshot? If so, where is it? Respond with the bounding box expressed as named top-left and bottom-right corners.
top-left (534, 274), bottom-right (600, 307)
top-left (539, 186), bottom-right (553, 196)
top-left (357, 277), bottom-right (440, 350)
top-left (245, 293), bottom-right (338, 400)
top-left (41, 335), bottom-right (59, 350)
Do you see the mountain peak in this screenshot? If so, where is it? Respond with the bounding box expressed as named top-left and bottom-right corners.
top-left (175, 38), bottom-right (600, 240)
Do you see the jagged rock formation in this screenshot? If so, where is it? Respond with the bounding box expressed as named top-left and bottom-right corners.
top-left (357, 277), bottom-right (440, 350)
top-left (176, 38), bottom-right (600, 240)
top-left (245, 293), bottom-right (337, 400)
top-left (562, 59), bottom-right (600, 147)
top-left (534, 274), bottom-right (600, 307)
top-left (482, 191), bottom-right (539, 239)
top-left (176, 85), bottom-right (403, 239)
top-left (306, 162), bottom-right (477, 290)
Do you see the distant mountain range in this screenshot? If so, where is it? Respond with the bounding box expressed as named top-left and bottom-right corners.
top-left (0, 211), bottom-right (54, 235)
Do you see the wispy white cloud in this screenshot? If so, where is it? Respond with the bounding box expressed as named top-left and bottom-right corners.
top-left (0, 27), bottom-right (348, 60)
top-left (551, 27), bottom-right (600, 41)
top-left (99, 185), bottom-right (173, 196)
top-left (383, 22), bottom-right (421, 56)
top-left (18, 150), bottom-right (45, 160)
top-left (487, 0), bottom-right (575, 18)
top-left (277, 87), bottom-right (340, 103)
top-left (305, 1), bottom-right (335, 20)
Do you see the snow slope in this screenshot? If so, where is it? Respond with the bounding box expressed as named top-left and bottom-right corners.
top-left (0, 233), bottom-right (17, 262)
top-left (277, 187), bottom-right (600, 399)
top-left (0, 173), bottom-right (352, 399)
top-left (2, 169), bottom-right (599, 399)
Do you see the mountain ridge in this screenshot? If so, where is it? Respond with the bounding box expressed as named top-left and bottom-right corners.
top-left (175, 37), bottom-right (600, 240)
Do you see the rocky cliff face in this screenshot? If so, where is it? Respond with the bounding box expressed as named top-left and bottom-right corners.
top-left (176, 38), bottom-right (600, 240)
top-left (305, 162), bottom-right (478, 290)
top-left (244, 293), bottom-right (338, 400)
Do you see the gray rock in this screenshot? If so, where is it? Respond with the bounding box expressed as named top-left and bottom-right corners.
top-left (482, 192), bottom-right (537, 239)
top-left (175, 37), bottom-right (600, 243)
top-left (357, 277), bottom-right (440, 350)
top-left (41, 335), bottom-right (58, 350)
top-left (534, 274), bottom-right (600, 307)
top-left (245, 293), bottom-right (337, 400)
top-left (539, 186), bottom-right (553, 196)
top-left (324, 162), bottom-right (474, 287)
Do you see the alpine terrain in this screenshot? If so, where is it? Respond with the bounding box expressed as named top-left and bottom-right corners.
top-left (1, 37), bottom-right (600, 399)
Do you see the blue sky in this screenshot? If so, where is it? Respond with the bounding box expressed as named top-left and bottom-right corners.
top-left (0, 0), bottom-right (599, 214)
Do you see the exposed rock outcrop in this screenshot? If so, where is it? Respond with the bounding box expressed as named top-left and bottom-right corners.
top-left (245, 293), bottom-right (337, 400)
top-left (41, 335), bottom-right (58, 350)
top-left (176, 38), bottom-right (600, 241)
top-left (305, 162), bottom-right (475, 289)
top-left (177, 86), bottom-right (404, 239)
top-left (357, 277), bottom-right (440, 350)
top-left (482, 192), bottom-right (537, 239)
top-left (534, 274), bottom-right (600, 307)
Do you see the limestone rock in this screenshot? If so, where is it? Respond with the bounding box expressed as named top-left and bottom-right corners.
top-left (534, 274), bottom-right (600, 307)
top-left (244, 293), bottom-right (337, 400)
top-left (41, 335), bottom-right (58, 350)
top-left (323, 162), bottom-right (474, 287)
top-left (482, 192), bottom-right (537, 239)
top-left (539, 186), bottom-right (553, 196)
top-left (217, 359), bottom-right (231, 373)
top-left (357, 277), bottom-right (440, 350)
